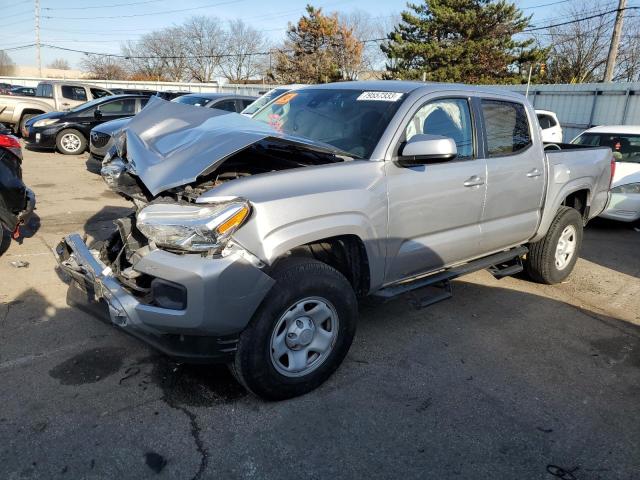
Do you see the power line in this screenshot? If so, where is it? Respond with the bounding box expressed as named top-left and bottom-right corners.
top-left (523, 5), bottom-right (639, 31)
top-left (522, 0), bottom-right (573, 10)
top-left (2, 38), bottom-right (389, 60)
top-left (43, 0), bottom-right (243, 20)
top-left (44, 0), bottom-right (165, 10)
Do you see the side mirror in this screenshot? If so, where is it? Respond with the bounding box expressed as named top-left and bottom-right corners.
top-left (398, 134), bottom-right (457, 166)
top-left (94, 109), bottom-right (103, 120)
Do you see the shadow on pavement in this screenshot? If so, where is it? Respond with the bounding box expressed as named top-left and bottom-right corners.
top-left (582, 218), bottom-right (640, 278)
top-left (4, 245), bottom-right (640, 477)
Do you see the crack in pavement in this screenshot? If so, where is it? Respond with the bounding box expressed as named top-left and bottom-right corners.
top-left (179, 405), bottom-right (208, 480)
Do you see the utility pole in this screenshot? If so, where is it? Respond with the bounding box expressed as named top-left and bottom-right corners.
top-left (604, 0), bottom-right (626, 82)
top-left (35, 0), bottom-right (42, 77)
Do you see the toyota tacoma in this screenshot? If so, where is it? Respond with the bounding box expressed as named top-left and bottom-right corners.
top-left (56, 82), bottom-right (613, 400)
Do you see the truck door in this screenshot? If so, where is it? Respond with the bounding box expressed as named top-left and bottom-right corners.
top-left (384, 95), bottom-right (487, 283)
top-left (58, 85), bottom-right (88, 110)
top-left (478, 98), bottom-right (545, 252)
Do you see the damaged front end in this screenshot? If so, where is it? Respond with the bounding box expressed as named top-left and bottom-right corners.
top-left (56, 97), bottom-right (346, 361)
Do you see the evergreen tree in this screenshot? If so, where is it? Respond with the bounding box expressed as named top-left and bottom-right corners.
top-left (381, 0), bottom-right (546, 84)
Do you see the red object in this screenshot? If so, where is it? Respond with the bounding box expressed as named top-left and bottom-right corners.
top-left (0, 134), bottom-right (20, 149)
top-left (0, 133), bottom-right (22, 160)
top-left (609, 156), bottom-right (616, 189)
top-left (12, 225), bottom-right (20, 239)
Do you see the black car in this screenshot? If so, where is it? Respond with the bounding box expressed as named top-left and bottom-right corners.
top-left (110, 88), bottom-right (158, 96)
top-left (0, 127), bottom-right (35, 247)
top-left (9, 86), bottom-right (36, 97)
top-left (172, 92), bottom-right (256, 111)
top-left (154, 90), bottom-right (190, 101)
top-left (23, 94), bottom-right (151, 155)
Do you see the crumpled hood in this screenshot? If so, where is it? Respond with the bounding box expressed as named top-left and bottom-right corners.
top-left (118, 96), bottom-right (347, 196)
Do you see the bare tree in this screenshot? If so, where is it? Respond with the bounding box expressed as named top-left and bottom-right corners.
top-left (182, 16), bottom-right (227, 82)
top-left (339, 11), bottom-right (399, 79)
top-left (81, 55), bottom-right (128, 80)
top-left (219, 19), bottom-right (269, 82)
top-left (122, 33), bottom-right (168, 81)
top-left (0, 50), bottom-right (15, 76)
top-left (48, 58), bottom-right (70, 70)
top-left (615, 17), bottom-right (640, 82)
top-left (543, 2), bottom-right (612, 83)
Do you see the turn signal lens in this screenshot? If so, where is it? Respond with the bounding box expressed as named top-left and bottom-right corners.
top-left (216, 206), bottom-right (249, 235)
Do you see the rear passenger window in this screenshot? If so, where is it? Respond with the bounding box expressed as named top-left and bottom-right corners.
top-left (37, 83), bottom-right (53, 98)
top-left (62, 86), bottom-right (88, 101)
top-left (482, 100), bottom-right (531, 155)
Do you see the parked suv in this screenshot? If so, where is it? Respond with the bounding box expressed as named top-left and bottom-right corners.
top-left (58, 82), bottom-right (612, 399)
top-left (24, 94), bottom-right (150, 155)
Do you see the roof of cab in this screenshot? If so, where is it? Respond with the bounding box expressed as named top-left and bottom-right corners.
top-left (297, 80), bottom-right (527, 99)
top-left (582, 125), bottom-right (640, 135)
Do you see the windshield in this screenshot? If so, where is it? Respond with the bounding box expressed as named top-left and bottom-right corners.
top-left (252, 89), bottom-right (405, 158)
top-left (69, 97), bottom-right (109, 113)
top-left (573, 132), bottom-right (640, 163)
top-left (173, 96), bottom-right (211, 107)
top-left (242, 88), bottom-right (290, 116)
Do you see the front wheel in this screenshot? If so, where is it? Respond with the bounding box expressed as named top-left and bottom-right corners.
top-left (231, 257), bottom-right (358, 400)
top-left (56, 129), bottom-right (87, 155)
top-left (524, 206), bottom-right (583, 284)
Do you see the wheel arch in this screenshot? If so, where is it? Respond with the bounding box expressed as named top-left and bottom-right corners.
top-left (272, 234), bottom-right (372, 296)
top-left (532, 181), bottom-right (592, 242)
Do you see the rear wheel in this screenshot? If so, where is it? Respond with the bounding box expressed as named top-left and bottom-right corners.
top-left (56, 129), bottom-right (86, 155)
top-left (231, 257), bottom-right (357, 400)
top-left (524, 206), bottom-right (583, 284)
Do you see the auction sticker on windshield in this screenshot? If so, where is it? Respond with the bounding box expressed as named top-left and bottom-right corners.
top-left (357, 91), bottom-right (403, 102)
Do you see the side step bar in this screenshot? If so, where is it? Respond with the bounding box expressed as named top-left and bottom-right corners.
top-left (374, 246), bottom-right (528, 308)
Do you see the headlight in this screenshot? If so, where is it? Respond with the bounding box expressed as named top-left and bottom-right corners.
top-left (611, 183), bottom-right (640, 194)
top-left (136, 200), bottom-right (250, 252)
top-left (33, 118), bottom-right (58, 128)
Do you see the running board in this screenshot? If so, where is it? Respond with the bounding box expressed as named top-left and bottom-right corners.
top-left (374, 246), bottom-right (528, 307)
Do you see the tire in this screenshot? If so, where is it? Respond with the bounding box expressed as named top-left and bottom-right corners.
top-left (56, 129), bottom-right (87, 155)
top-left (18, 114), bottom-right (38, 137)
top-left (524, 206), bottom-right (583, 284)
top-left (231, 256), bottom-right (358, 400)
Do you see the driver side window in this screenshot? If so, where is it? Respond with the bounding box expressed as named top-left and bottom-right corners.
top-left (405, 98), bottom-right (474, 159)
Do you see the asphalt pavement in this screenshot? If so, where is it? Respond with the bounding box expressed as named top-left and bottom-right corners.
top-left (1, 149), bottom-right (639, 479)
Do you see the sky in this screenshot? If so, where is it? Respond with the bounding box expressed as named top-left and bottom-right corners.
top-left (0, 0), bottom-right (627, 70)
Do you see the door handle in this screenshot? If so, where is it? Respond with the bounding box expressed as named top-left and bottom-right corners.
top-left (463, 175), bottom-right (484, 187)
top-left (526, 168), bottom-right (542, 178)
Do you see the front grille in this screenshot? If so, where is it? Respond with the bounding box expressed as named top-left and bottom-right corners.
top-left (91, 131), bottom-right (110, 148)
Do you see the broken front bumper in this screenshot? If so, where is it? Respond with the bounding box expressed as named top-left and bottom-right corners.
top-left (56, 233), bottom-right (274, 362)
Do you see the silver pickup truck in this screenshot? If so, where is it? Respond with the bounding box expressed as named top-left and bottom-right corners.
top-left (56, 82), bottom-right (613, 400)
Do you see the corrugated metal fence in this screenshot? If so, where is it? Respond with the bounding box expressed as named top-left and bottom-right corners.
top-left (3, 76), bottom-right (640, 141)
top-left (499, 82), bottom-right (640, 141)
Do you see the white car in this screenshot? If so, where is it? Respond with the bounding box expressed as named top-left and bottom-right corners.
top-left (536, 110), bottom-right (563, 143)
top-left (572, 125), bottom-right (640, 222)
